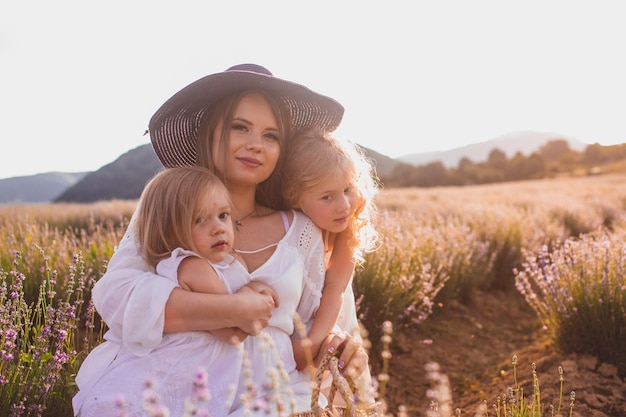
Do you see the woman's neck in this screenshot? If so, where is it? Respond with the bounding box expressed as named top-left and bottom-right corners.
top-left (227, 185), bottom-right (258, 218)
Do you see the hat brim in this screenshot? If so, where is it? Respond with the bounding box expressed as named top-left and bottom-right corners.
top-left (149, 69), bottom-right (344, 168)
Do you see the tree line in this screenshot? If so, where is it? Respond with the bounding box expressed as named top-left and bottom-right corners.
top-left (382, 139), bottom-right (626, 187)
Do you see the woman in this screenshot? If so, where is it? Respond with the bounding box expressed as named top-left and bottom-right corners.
top-left (73, 64), bottom-right (369, 417)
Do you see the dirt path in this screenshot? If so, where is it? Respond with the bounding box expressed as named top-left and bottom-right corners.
top-left (369, 290), bottom-right (626, 417)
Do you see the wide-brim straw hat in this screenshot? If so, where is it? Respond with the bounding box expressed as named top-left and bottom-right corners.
top-left (149, 63), bottom-right (344, 168)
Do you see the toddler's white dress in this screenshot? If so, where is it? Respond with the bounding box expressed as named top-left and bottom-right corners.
top-left (72, 248), bottom-right (244, 417)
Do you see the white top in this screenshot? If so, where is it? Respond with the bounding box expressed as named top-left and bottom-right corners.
top-left (72, 210), bottom-right (362, 417)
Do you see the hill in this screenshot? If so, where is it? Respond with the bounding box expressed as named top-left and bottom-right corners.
top-left (55, 144), bottom-right (163, 203)
top-left (361, 147), bottom-right (397, 178)
top-left (0, 172), bottom-right (88, 204)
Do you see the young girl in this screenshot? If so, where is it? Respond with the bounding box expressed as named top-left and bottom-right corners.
top-left (76, 166), bottom-right (278, 416)
top-left (134, 166), bottom-right (276, 345)
top-left (283, 130), bottom-right (380, 380)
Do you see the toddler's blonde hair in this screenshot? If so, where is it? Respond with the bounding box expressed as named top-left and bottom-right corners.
top-left (135, 166), bottom-right (231, 268)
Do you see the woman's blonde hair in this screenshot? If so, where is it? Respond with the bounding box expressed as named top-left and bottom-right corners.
top-left (282, 129), bottom-right (380, 262)
top-left (134, 166), bottom-right (231, 268)
top-left (195, 89), bottom-right (292, 209)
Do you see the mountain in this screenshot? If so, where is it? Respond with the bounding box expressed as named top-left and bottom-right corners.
top-left (397, 131), bottom-right (587, 167)
top-left (0, 172), bottom-right (88, 204)
top-left (360, 147), bottom-right (397, 178)
top-left (55, 144), bottom-right (163, 203)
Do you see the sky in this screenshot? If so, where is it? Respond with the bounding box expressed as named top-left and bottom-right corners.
top-left (2, 1), bottom-right (625, 180)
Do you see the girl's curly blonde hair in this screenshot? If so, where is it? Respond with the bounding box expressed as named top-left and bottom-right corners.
top-left (282, 129), bottom-right (380, 263)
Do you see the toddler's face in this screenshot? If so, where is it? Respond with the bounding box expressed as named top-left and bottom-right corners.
top-left (192, 188), bottom-right (235, 263)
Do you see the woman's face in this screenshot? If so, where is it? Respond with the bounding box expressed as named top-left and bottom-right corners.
top-left (211, 92), bottom-right (281, 187)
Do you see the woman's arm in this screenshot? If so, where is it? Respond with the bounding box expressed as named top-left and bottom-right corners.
top-left (92, 215), bottom-right (274, 355)
top-left (293, 233), bottom-right (355, 370)
top-left (163, 287), bottom-right (274, 335)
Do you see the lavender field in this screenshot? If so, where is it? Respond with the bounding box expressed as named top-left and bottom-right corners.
top-left (1, 174), bottom-right (625, 416)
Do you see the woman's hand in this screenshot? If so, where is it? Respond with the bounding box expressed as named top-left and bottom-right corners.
top-left (234, 286), bottom-right (276, 335)
top-left (245, 281), bottom-right (280, 308)
top-left (318, 331), bottom-right (369, 378)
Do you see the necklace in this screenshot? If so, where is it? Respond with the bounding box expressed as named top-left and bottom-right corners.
top-left (234, 207), bottom-right (256, 231)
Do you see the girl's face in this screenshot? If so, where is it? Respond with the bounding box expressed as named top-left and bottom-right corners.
top-left (297, 173), bottom-right (357, 234)
top-left (191, 187), bottom-right (235, 263)
top-left (211, 92), bottom-right (281, 187)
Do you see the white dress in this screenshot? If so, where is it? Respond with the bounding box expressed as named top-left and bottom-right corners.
top-left (72, 210), bottom-right (364, 417)
top-left (72, 249), bottom-right (245, 417)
